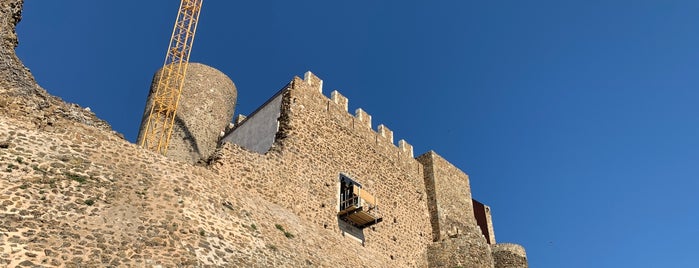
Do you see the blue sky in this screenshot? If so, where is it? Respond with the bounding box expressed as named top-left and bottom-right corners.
top-left (14, 1), bottom-right (699, 267)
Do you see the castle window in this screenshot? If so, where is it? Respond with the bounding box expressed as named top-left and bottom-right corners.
top-left (337, 174), bottom-right (383, 229)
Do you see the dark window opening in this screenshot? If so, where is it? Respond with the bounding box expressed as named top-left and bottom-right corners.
top-left (337, 174), bottom-right (383, 229)
top-left (472, 198), bottom-right (494, 244)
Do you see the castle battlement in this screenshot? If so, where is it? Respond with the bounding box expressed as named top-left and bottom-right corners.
top-left (1, 1), bottom-right (527, 266)
top-left (217, 70), bottom-right (524, 267)
top-left (377, 124), bottom-right (393, 144)
top-left (287, 71), bottom-right (416, 164)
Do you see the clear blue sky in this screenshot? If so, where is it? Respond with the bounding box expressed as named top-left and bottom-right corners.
top-left (15, 1), bottom-right (699, 267)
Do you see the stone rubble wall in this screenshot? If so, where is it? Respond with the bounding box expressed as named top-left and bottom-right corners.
top-left (0, 0), bottom-right (112, 133)
top-left (0, 103), bottom-right (399, 267)
top-left (0, 0), bottom-right (33, 91)
top-left (213, 72), bottom-right (434, 267)
top-left (0, 1), bottom-right (528, 266)
top-left (492, 243), bottom-right (528, 268)
top-left (473, 199), bottom-right (496, 244)
top-left (417, 151), bottom-right (476, 242)
top-left (137, 63), bottom-right (237, 164)
top-left (426, 224), bottom-right (494, 268)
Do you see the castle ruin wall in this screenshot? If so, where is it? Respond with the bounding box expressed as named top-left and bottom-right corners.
top-left (473, 198), bottom-right (496, 244)
top-left (417, 151), bottom-right (477, 242)
top-left (426, 224), bottom-right (494, 268)
top-left (492, 243), bottom-right (529, 268)
top-left (215, 71), bottom-right (530, 267)
top-left (216, 72), bottom-right (434, 266)
top-left (1, 0), bottom-right (529, 266)
top-left (137, 63), bottom-right (237, 164)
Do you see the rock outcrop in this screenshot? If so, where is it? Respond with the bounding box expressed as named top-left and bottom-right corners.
top-left (0, 0), bottom-right (112, 133)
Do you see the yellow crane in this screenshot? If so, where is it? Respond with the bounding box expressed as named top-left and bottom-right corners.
top-left (140, 0), bottom-right (204, 154)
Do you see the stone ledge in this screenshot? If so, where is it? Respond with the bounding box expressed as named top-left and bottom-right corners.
top-left (491, 243), bottom-right (527, 258)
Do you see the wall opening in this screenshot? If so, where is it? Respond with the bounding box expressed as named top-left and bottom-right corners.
top-left (472, 198), bottom-right (495, 244)
top-left (336, 174), bottom-right (383, 244)
top-left (337, 174), bottom-right (382, 229)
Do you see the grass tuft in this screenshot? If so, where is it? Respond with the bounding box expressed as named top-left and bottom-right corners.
top-left (65, 173), bottom-right (87, 184)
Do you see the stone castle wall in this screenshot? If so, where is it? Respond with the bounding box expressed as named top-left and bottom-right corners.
top-left (473, 198), bottom-right (496, 244)
top-left (492, 243), bottom-right (528, 268)
top-left (0, 1), bottom-right (528, 266)
top-left (417, 151), bottom-right (476, 242)
top-left (137, 63), bottom-right (237, 164)
top-left (214, 72), bottom-right (526, 267)
top-left (426, 224), bottom-right (494, 267)
top-left (0, 0), bottom-right (111, 132)
top-left (214, 72), bottom-right (434, 267)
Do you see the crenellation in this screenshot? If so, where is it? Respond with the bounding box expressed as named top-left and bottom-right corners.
top-left (398, 139), bottom-right (414, 158)
top-left (288, 77), bottom-right (418, 167)
top-left (303, 71), bottom-right (323, 93)
top-left (291, 76), bottom-right (305, 91)
top-left (377, 124), bottom-right (393, 144)
top-left (0, 10), bottom-right (526, 262)
top-left (354, 108), bottom-right (372, 129)
top-left (330, 90), bottom-right (348, 112)
top-left (325, 99), bottom-right (354, 131)
top-left (0, 3), bottom-right (527, 263)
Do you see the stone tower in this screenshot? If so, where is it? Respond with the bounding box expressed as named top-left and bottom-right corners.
top-left (137, 63), bottom-right (237, 164)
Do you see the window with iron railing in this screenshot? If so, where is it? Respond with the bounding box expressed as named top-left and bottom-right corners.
top-left (337, 174), bottom-right (382, 229)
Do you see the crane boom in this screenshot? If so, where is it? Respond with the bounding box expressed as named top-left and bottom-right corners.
top-left (140, 0), bottom-right (204, 154)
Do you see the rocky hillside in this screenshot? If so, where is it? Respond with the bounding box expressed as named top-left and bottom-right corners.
top-left (0, 1), bottom-right (382, 267)
top-left (0, 0), bottom-right (111, 132)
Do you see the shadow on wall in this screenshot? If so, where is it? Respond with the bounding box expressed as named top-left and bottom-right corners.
top-left (338, 218), bottom-right (366, 245)
top-left (175, 115), bottom-right (202, 160)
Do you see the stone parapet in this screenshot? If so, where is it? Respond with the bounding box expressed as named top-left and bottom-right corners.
top-left (286, 71), bottom-right (419, 169)
top-left (426, 224), bottom-right (494, 268)
top-left (417, 151), bottom-right (476, 242)
top-left (330, 90), bottom-right (348, 111)
top-left (492, 243), bottom-right (528, 268)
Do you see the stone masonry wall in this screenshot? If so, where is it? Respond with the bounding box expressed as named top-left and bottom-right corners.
top-left (1, 1), bottom-right (529, 265)
top-left (426, 224), bottom-right (494, 268)
top-left (2, 111), bottom-right (415, 267)
top-left (492, 243), bottom-right (528, 268)
top-left (213, 72), bottom-right (434, 267)
top-left (473, 199), bottom-right (496, 244)
top-left (417, 151), bottom-right (476, 242)
top-left (0, 0), bottom-right (112, 133)
top-left (0, 0), bottom-right (33, 91)
top-left (137, 63), bottom-right (237, 164)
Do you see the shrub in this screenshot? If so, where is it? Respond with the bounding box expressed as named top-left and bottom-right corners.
top-left (275, 224), bottom-right (294, 239)
top-left (284, 231), bottom-right (295, 239)
top-left (66, 173), bottom-right (87, 184)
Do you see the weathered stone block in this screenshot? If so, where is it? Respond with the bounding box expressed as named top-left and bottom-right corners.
top-left (492, 243), bottom-right (528, 268)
